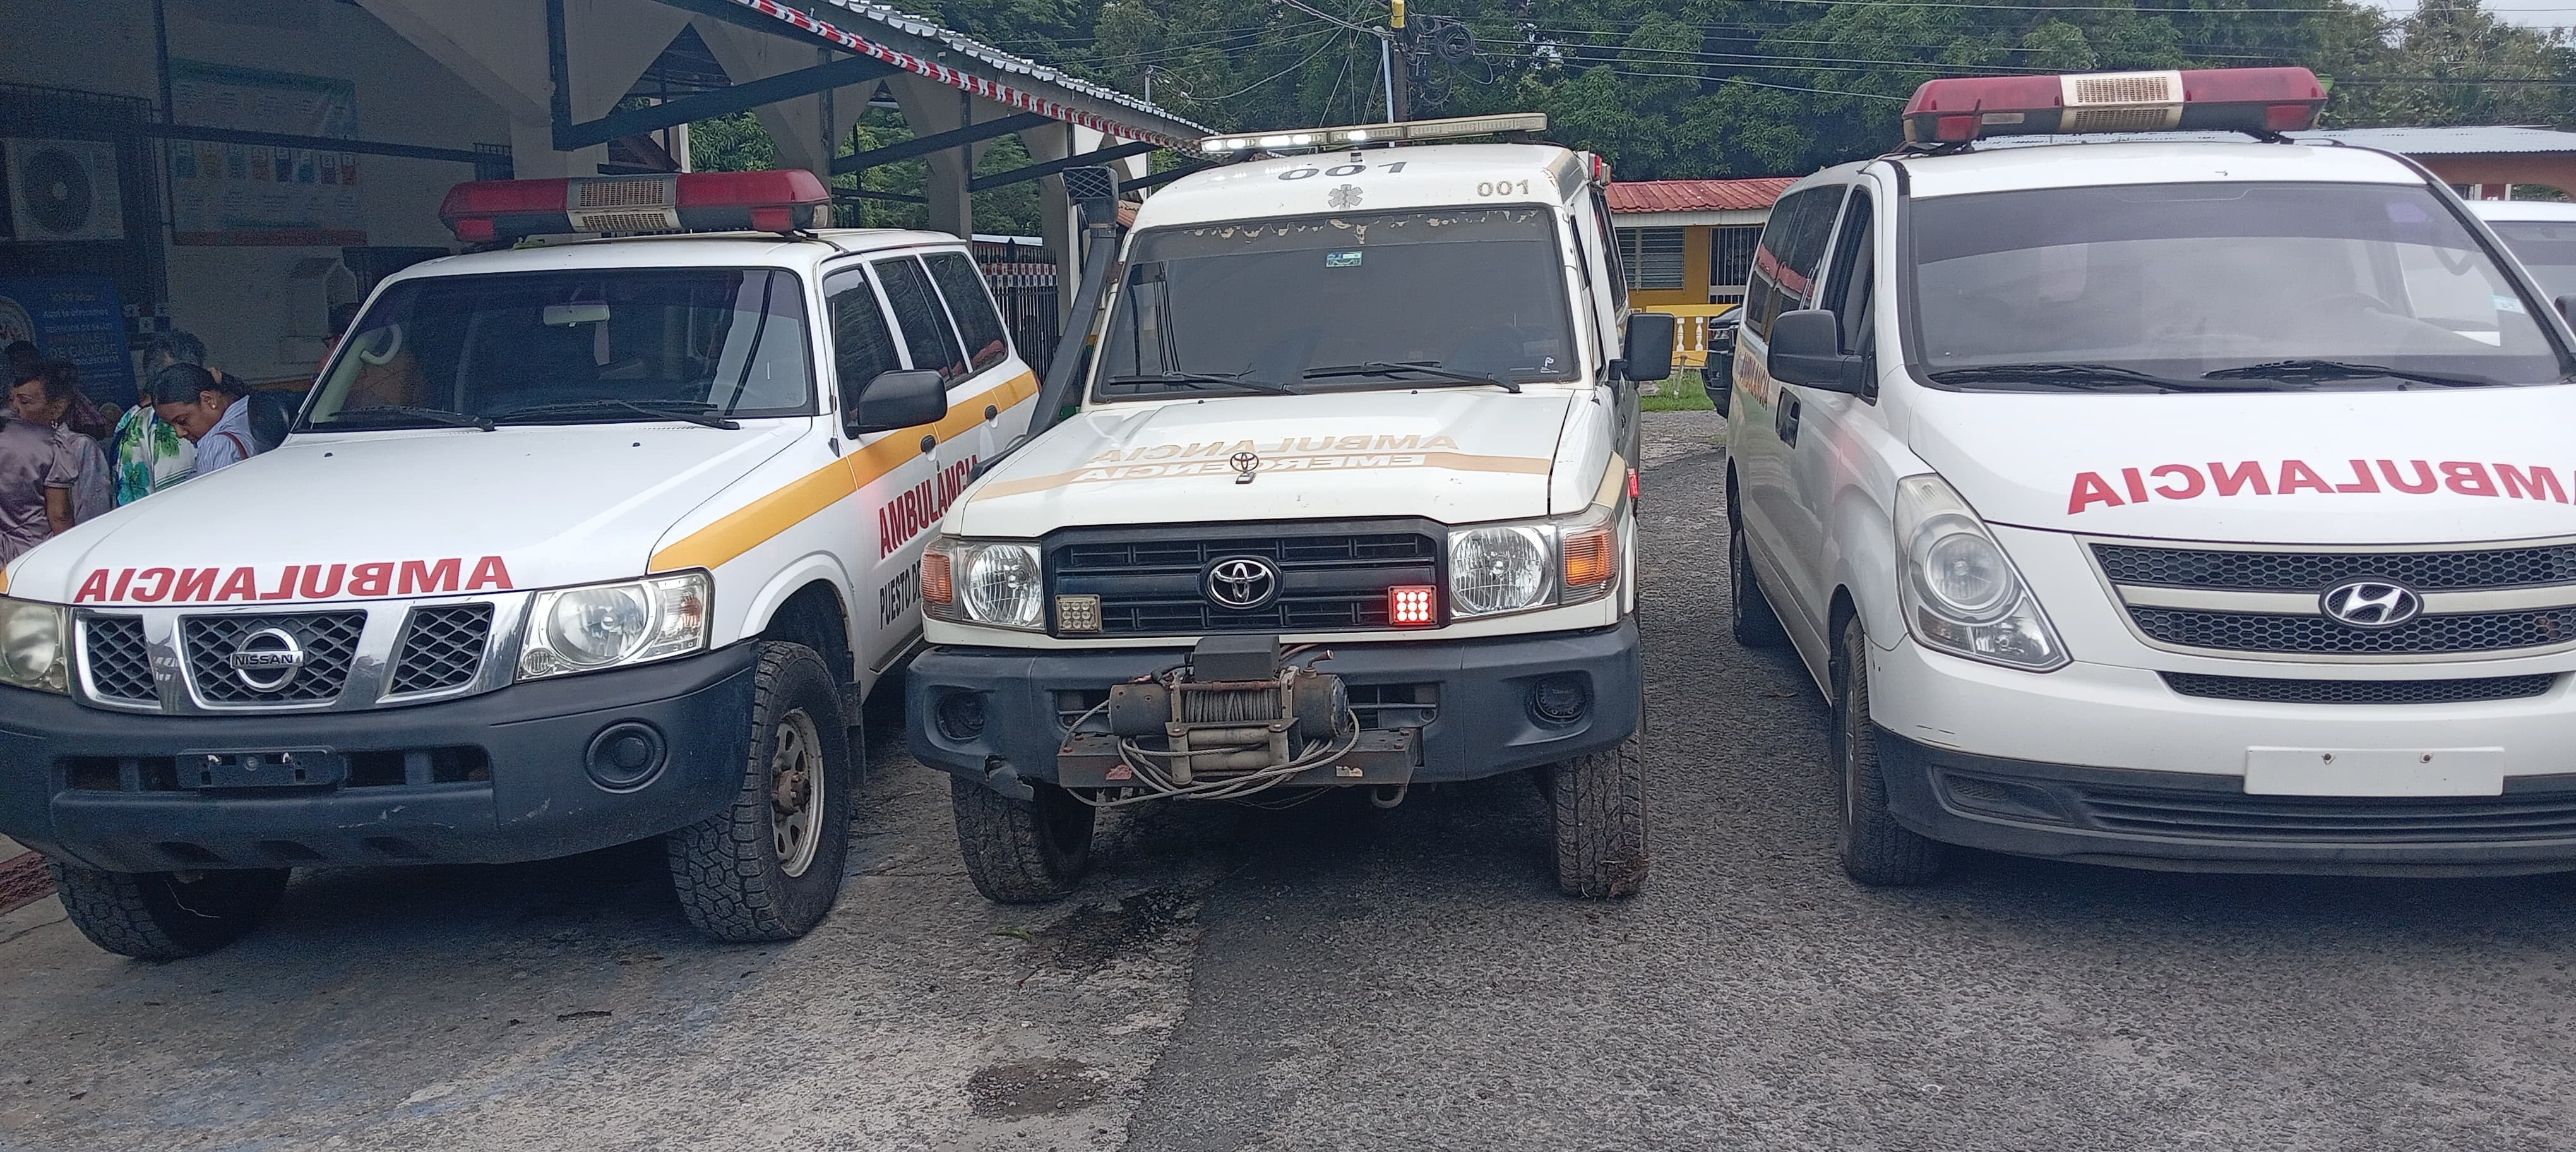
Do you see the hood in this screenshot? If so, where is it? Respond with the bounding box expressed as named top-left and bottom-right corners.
top-left (1911, 384), bottom-right (2576, 544)
top-left (953, 391), bottom-right (1576, 536)
top-left (9, 421), bottom-right (804, 606)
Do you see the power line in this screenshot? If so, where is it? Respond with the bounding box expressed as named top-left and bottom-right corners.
top-left (1183, 28), bottom-right (1358, 102)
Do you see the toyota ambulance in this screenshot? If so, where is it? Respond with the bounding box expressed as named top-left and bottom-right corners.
top-left (0, 169), bottom-right (1037, 956)
top-left (1726, 67), bottom-right (2576, 884)
top-left (903, 114), bottom-right (1671, 902)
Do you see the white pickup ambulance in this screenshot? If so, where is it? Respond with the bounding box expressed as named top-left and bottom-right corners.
top-left (904, 115), bottom-right (1670, 902)
top-left (1726, 67), bottom-right (2576, 883)
top-left (0, 170), bottom-right (1036, 956)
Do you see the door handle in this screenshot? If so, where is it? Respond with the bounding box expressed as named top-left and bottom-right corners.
top-left (1774, 391), bottom-right (1803, 446)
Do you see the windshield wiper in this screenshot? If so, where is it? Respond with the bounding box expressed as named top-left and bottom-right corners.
top-left (1927, 363), bottom-right (2267, 392)
top-left (491, 399), bottom-right (742, 430)
top-left (319, 404), bottom-right (496, 431)
top-left (1102, 371), bottom-right (1300, 396)
top-left (2200, 359), bottom-right (2496, 388)
top-left (1303, 361), bottom-right (1522, 393)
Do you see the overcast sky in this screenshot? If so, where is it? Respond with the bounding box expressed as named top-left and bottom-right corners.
top-left (2366, 0), bottom-right (2574, 30)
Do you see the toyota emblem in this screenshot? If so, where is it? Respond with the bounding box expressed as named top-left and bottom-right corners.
top-left (1203, 556), bottom-right (1281, 611)
top-left (2320, 579), bottom-right (2423, 629)
top-left (227, 627), bottom-right (307, 692)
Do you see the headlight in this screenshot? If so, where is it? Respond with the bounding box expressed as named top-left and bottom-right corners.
top-left (0, 596), bottom-right (68, 694)
top-left (1895, 476), bottom-right (2066, 671)
top-left (518, 571), bottom-right (710, 681)
top-left (924, 538), bottom-right (1044, 630)
top-left (1448, 503), bottom-right (1624, 619)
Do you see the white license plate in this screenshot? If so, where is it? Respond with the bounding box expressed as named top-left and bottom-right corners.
top-left (2243, 747), bottom-right (2505, 797)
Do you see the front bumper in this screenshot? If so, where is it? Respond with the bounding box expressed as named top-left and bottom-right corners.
top-left (1868, 636), bottom-right (2576, 875)
top-left (0, 644), bottom-right (757, 872)
top-left (908, 621), bottom-right (1641, 799)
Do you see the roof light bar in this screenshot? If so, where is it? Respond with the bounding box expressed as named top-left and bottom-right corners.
top-left (1900, 66), bottom-right (2326, 145)
top-left (438, 169), bottom-right (830, 243)
top-left (1200, 112), bottom-right (1548, 155)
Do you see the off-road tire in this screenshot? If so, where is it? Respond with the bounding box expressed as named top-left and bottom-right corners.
top-left (50, 863), bottom-right (290, 960)
top-left (1730, 508), bottom-right (1791, 649)
top-left (951, 776), bottom-right (1095, 904)
top-left (1832, 616), bottom-right (1945, 886)
top-left (1550, 724), bottom-right (1649, 899)
top-left (667, 641), bottom-right (854, 942)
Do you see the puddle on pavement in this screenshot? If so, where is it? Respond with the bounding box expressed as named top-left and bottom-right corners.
top-left (1022, 889), bottom-right (1197, 972)
top-left (966, 1057), bottom-right (1110, 1118)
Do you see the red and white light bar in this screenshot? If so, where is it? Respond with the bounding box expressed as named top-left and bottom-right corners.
top-left (1902, 66), bottom-right (2327, 145)
top-left (438, 169), bottom-right (830, 243)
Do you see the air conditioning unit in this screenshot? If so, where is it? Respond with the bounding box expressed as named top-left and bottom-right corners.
top-left (4, 138), bottom-right (125, 243)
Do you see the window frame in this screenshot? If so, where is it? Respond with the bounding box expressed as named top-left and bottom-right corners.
top-left (871, 254), bottom-right (972, 383)
top-left (921, 248), bottom-right (1015, 375)
top-left (1616, 225), bottom-right (1687, 291)
top-left (820, 262), bottom-right (910, 431)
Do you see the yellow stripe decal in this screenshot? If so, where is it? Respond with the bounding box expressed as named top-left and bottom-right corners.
top-left (648, 371), bottom-right (1039, 573)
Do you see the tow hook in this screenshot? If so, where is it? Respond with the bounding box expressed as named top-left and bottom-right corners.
top-left (1369, 783), bottom-right (1409, 809)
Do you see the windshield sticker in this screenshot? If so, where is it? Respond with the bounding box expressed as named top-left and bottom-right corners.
top-left (73, 556), bottom-right (516, 604)
top-left (1325, 250), bottom-right (1363, 268)
top-left (2066, 459), bottom-right (2569, 514)
top-left (2496, 294), bottom-right (2528, 314)
top-left (973, 435), bottom-right (1551, 500)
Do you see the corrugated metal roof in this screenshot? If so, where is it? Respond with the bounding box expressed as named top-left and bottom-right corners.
top-left (1606, 177), bottom-right (1797, 213)
top-left (821, 1), bottom-right (1210, 134)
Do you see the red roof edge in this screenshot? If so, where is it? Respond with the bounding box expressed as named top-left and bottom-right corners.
top-left (1606, 177), bottom-right (1798, 214)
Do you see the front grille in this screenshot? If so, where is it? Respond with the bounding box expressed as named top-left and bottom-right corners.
top-left (183, 612), bottom-right (366, 704)
top-left (81, 616), bottom-right (155, 703)
top-left (388, 604), bottom-right (493, 695)
top-left (1051, 527), bottom-right (1442, 637)
top-left (2095, 542), bottom-right (2576, 591)
top-left (2130, 606), bottom-right (2576, 656)
top-left (2161, 672), bottom-right (2558, 705)
top-left (2073, 784), bottom-right (2576, 844)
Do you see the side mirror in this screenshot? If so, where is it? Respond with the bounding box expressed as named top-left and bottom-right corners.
top-left (1619, 312), bottom-right (1677, 383)
top-left (848, 369), bottom-right (949, 435)
top-left (1767, 309), bottom-right (1869, 396)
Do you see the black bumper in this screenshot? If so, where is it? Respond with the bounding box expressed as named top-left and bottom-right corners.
top-left (0, 644), bottom-right (758, 872)
top-left (1878, 728), bottom-right (2576, 877)
top-left (909, 621), bottom-right (1642, 799)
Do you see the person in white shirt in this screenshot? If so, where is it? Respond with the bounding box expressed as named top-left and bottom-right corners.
top-left (150, 364), bottom-right (262, 477)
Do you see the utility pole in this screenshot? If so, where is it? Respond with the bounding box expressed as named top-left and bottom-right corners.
top-left (1387, 1), bottom-right (1410, 122)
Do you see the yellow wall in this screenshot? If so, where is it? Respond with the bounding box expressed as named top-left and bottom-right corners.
top-left (1630, 224), bottom-right (1715, 307)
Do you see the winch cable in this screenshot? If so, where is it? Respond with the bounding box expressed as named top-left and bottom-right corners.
top-left (1059, 707), bottom-right (1364, 810)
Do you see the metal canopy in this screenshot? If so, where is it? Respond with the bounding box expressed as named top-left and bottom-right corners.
top-left (647, 0), bottom-right (1209, 147)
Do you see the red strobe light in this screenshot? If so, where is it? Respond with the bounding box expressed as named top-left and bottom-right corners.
top-left (438, 169), bottom-right (830, 243)
top-left (1388, 585), bottom-right (1437, 627)
top-left (1902, 66), bottom-right (2325, 145)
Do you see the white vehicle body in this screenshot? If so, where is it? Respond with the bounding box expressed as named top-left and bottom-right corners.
top-left (904, 133), bottom-right (1657, 900)
top-left (0, 225), bottom-right (1036, 894)
top-left (1727, 138), bottom-right (2576, 876)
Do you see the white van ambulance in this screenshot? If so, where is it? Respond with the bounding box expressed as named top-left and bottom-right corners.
top-left (0, 170), bottom-right (1037, 956)
top-left (1726, 67), bottom-right (2576, 884)
top-left (903, 115), bottom-right (1671, 902)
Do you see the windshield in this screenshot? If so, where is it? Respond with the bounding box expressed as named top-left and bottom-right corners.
top-left (1908, 181), bottom-right (2567, 389)
top-left (306, 268), bottom-right (812, 427)
top-left (2488, 219), bottom-right (2576, 301)
top-left (1095, 207), bottom-right (1580, 397)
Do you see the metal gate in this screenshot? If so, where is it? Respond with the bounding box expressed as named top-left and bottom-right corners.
top-left (977, 237), bottom-right (1059, 376)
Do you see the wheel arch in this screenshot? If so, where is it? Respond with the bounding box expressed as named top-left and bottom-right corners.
top-left (750, 572), bottom-right (857, 692)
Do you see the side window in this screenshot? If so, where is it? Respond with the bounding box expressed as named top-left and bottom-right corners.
top-left (1746, 188), bottom-right (1818, 340)
top-left (1823, 188), bottom-right (1876, 352)
top-left (924, 251), bottom-right (1012, 374)
top-left (825, 270), bottom-right (905, 417)
top-left (1588, 188), bottom-right (1628, 310)
top-left (873, 256), bottom-right (969, 381)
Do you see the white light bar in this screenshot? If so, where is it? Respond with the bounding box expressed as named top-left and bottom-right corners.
top-left (1200, 112), bottom-right (1548, 155)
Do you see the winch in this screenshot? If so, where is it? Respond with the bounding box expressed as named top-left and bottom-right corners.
top-left (1054, 635), bottom-right (1428, 804)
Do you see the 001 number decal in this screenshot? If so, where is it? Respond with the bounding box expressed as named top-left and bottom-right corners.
top-left (1478, 179), bottom-right (1532, 197)
top-left (1278, 162), bottom-right (1407, 181)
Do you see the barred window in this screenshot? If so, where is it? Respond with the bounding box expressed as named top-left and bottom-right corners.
top-left (1710, 225), bottom-right (1762, 292)
top-left (1616, 227), bottom-right (1686, 290)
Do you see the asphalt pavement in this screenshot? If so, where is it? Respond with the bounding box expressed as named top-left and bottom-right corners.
top-left (8, 411), bottom-right (2576, 1151)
